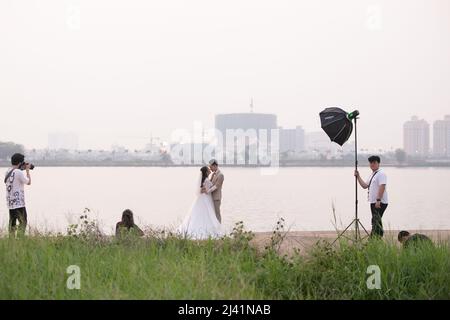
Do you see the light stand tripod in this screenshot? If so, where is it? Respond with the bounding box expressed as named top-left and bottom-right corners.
top-left (332, 112), bottom-right (370, 245)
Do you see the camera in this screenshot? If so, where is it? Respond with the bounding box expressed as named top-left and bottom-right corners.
top-left (19, 162), bottom-right (35, 170)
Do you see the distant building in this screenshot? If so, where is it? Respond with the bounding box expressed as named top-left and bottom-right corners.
top-left (306, 131), bottom-right (334, 153)
top-left (215, 113), bottom-right (278, 137)
top-left (215, 112), bottom-right (278, 164)
top-left (48, 132), bottom-right (79, 150)
top-left (433, 115), bottom-right (450, 158)
top-left (279, 126), bottom-right (305, 154)
top-left (403, 116), bottom-right (430, 158)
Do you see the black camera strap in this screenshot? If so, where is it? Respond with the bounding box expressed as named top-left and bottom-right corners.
top-left (367, 170), bottom-right (379, 200)
top-left (4, 168), bottom-right (15, 185)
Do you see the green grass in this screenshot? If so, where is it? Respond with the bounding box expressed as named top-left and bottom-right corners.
top-left (0, 229), bottom-right (449, 300)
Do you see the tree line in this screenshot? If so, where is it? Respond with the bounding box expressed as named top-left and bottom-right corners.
top-left (0, 141), bottom-right (25, 161)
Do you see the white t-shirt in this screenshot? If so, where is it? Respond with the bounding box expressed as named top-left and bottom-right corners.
top-left (366, 169), bottom-right (388, 204)
top-left (5, 168), bottom-right (29, 210)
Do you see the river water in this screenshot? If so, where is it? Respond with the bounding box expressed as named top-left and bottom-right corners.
top-left (1, 167), bottom-right (449, 234)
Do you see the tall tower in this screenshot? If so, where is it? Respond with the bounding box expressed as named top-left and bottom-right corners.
top-left (403, 116), bottom-right (430, 158)
top-left (433, 115), bottom-right (450, 158)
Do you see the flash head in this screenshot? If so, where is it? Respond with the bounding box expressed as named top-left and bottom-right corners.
top-left (348, 110), bottom-right (360, 120)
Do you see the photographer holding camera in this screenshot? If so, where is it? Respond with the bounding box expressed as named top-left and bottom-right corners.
top-left (4, 153), bottom-right (33, 237)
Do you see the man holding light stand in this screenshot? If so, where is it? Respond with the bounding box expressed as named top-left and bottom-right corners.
top-left (320, 108), bottom-right (389, 241)
top-left (355, 155), bottom-right (389, 238)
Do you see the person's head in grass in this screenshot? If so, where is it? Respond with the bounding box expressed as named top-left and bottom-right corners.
top-left (116, 209), bottom-right (144, 238)
top-left (121, 209), bottom-right (135, 229)
top-left (368, 155), bottom-right (381, 172)
top-left (398, 230), bottom-right (411, 244)
top-left (398, 230), bottom-right (433, 248)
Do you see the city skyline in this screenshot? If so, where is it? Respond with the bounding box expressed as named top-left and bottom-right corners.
top-left (4, 112), bottom-right (450, 155)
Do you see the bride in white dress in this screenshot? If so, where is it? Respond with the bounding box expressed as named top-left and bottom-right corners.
top-left (178, 166), bottom-right (223, 240)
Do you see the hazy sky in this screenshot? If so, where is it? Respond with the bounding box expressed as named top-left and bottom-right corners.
top-left (1, 0), bottom-right (449, 150)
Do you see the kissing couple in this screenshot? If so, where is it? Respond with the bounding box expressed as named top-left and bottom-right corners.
top-left (177, 159), bottom-right (225, 239)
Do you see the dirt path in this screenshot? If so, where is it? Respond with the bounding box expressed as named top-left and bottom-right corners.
top-left (252, 230), bottom-right (450, 256)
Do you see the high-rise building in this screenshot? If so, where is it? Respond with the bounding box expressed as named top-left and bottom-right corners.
top-left (433, 115), bottom-right (450, 158)
top-left (215, 112), bottom-right (278, 164)
top-left (215, 112), bottom-right (278, 147)
top-left (215, 113), bottom-right (277, 135)
top-left (403, 116), bottom-right (430, 158)
top-left (279, 126), bottom-right (305, 154)
top-left (48, 132), bottom-right (79, 150)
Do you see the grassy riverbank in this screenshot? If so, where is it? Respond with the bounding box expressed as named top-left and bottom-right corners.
top-left (0, 225), bottom-right (449, 300)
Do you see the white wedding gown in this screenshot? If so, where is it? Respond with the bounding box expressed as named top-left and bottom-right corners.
top-left (178, 178), bottom-right (223, 240)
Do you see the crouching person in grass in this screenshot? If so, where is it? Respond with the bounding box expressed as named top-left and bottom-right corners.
top-left (116, 209), bottom-right (144, 239)
top-left (398, 230), bottom-right (433, 249)
top-left (4, 153), bottom-right (32, 238)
